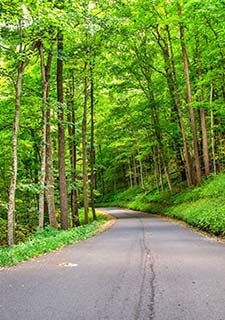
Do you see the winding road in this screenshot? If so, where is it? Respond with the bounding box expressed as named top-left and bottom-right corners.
top-left (1, 208), bottom-right (225, 320)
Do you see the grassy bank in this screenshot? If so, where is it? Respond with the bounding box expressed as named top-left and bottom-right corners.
top-left (0, 210), bottom-right (110, 267)
top-left (97, 173), bottom-right (225, 237)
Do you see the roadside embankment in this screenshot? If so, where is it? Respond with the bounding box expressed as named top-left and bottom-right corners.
top-left (97, 173), bottom-right (225, 237)
top-left (0, 210), bottom-right (113, 267)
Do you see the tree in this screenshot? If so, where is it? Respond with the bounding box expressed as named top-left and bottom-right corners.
top-left (57, 31), bottom-right (69, 230)
top-left (178, 3), bottom-right (202, 186)
top-left (38, 38), bottom-right (58, 228)
top-left (5, 14), bottom-right (38, 245)
top-left (82, 59), bottom-right (89, 225)
top-left (90, 59), bottom-right (97, 220)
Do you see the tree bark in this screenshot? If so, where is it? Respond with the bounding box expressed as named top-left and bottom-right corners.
top-left (7, 62), bottom-right (25, 245)
top-left (7, 22), bottom-right (28, 246)
top-left (57, 32), bottom-right (69, 229)
top-left (210, 84), bottom-right (216, 174)
top-left (90, 62), bottom-right (97, 220)
top-left (39, 41), bottom-right (58, 229)
top-left (45, 107), bottom-right (58, 228)
top-left (196, 41), bottom-right (210, 177)
top-left (66, 73), bottom-right (80, 227)
top-left (38, 42), bottom-right (47, 228)
top-left (82, 61), bottom-right (89, 224)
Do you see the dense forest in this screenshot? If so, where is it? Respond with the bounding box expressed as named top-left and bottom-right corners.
top-left (1, 0), bottom-right (225, 246)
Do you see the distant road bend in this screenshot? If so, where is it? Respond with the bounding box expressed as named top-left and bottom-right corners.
top-left (1, 208), bottom-right (225, 320)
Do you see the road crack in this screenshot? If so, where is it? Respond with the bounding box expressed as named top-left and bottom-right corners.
top-left (135, 219), bottom-right (156, 320)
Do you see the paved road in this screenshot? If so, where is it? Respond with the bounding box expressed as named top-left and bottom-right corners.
top-left (1, 208), bottom-right (225, 320)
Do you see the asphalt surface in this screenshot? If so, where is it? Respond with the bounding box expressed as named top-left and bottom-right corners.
top-left (1, 208), bottom-right (225, 320)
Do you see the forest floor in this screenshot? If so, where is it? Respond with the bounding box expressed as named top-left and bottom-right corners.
top-left (1, 208), bottom-right (225, 320)
top-left (0, 210), bottom-right (113, 267)
top-left (97, 173), bottom-right (225, 239)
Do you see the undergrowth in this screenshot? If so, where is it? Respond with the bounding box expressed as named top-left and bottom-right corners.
top-left (97, 173), bottom-right (225, 237)
top-left (0, 210), bottom-right (108, 267)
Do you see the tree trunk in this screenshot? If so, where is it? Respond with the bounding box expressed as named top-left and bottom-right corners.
top-left (90, 62), bottom-right (97, 220)
top-left (7, 22), bottom-right (28, 246)
top-left (210, 84), bottom-right (216, 174)
top-left (45, 108), bottom-right (58, 228)
top-left (38, 43), bottom-right (47, 228)
top-left (7, 62), bottom-right (25, 246)
top-left (57, 32), bottom-right (69, 229)
top-left (66, 73), bottom-right (80, 227)
top-left (41, 43), bottom-right (58, 229)
top-left (82, 61), bottom-right (89, 224)
top-left (153, 146), bottom-right (160, 191)
top-left (178, 3), bottom-right (202, 186)
top-left (196, 39), bottom-right (210, 177)
top-left (137, 148), bottom-right (144, 188)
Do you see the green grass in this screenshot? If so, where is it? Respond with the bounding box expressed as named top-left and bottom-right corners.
top-left (165, 174), bottom-right (225, 235)
top-left (0, 210), bottom-right (109, 267)
top-left (98, 186), bottom-right (171, 213)
top-left (97, 173), bottom-right (225, 237)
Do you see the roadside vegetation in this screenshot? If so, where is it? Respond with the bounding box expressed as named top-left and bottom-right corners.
top-left (97, 173), bottom-right (225, 237)
top-left (0, 210), bottom-right (109, 267)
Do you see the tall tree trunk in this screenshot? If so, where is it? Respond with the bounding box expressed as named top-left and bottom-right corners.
top-left (90, 62), bottom-right (97, 220)
top-left (67, 73), bottom-right (80, 227)
top-left (196, 39), bottom-right (210, 177)
top-left (178, 3), bottom-right (202, 186)
top-left (45, 108), bottom-right (58, 228)
top-left (210, 84), bottom-right (216, 174)
top-left (82, 61), bottom-right (89, 224)
top-left (139, 156), bottom-right (144, 188)
top-left (7, 62), bottom-right (25, 246)
top-left (57, 32), bottom-right (69, 229)
top-left (136, 147), bottom-right (144, 187)
top-left (39, 41), bottom-right (58, 229)
top-left (7, 22), bottom-right (27, 246)
top-left (200, 110), bottom-right (209, 176)
top-left (153, 146), bottom-right (159, 190)
top-left (38, 42), bottom-right (47, 228)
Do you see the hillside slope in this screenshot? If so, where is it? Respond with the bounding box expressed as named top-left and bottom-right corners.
top-left (97, 174), bottom-right (225, 236)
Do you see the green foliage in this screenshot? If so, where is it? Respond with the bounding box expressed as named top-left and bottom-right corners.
top-left (0, 210), bottom-right (108, 267)
top-left (1, 0), bottom-right (225, 247)
top-left (165, 174), bottom-right (225, 235)
top-left (0, 218), bottom-right (7, 246)
top-left (166, 198), bottom-right (225, 235)
top-left (98, 186), bottom-right (169, 213)
top-left (98, 173), bottom-right (225, 237)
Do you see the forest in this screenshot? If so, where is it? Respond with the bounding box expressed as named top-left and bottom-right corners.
top-left (1, 0), bottom-right (225, 247)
